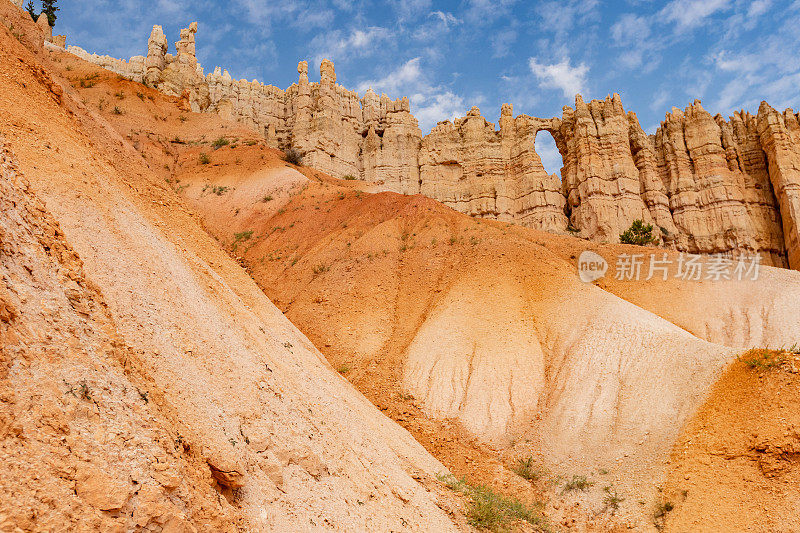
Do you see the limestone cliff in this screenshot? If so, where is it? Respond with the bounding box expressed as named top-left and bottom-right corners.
top-left (64, 22), bottom-right (800, 268)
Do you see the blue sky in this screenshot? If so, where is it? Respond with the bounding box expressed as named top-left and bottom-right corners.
top-left (54, 0), bottom-right (800, 173)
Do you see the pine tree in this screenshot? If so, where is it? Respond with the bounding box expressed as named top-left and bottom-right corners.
top-left (25, 0), bottom-right (38, 21)
top-left (41, 0), bottom-right (58, 27)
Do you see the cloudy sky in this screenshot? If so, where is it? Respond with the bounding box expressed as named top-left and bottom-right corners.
top-left (54, 0), bottom-right (800, 173)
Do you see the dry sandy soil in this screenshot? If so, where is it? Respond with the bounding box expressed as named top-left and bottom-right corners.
top-left (2, 3), bottom-right (800, 531)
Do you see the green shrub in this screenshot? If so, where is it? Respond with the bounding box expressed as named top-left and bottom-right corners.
top-left (342, 174), bottom-right (357, 180)
top-left (199, 153), bottom-right (211, 165)
top-left (619, 219), bottom-right (658, 246)
top-left (212, 137), bottom-right (230, 149)
top-left (437, 474), bottom-right (549, 532)
top-left (282, 148), bottom-right (303, 165)
top-left (602, 486), bottom-right (624, 511)
top-left (562, 474), bottom-right (594, 492)
top-left (512, 457), bottom-right (544, 482)
top-left (739, 349), bottom-right (787, 370)
top-left (233, 230), bottom-right (253, 243)
top-left (653, 501), bottom-right (674, 529)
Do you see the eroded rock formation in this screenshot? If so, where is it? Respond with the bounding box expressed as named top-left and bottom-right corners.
top-left (65, 22), bottom-right (800, 268)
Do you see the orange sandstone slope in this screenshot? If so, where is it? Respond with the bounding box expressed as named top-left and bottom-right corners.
top-left (0, 10), bottom-right (467, 532)
top-left (662, 351), bottom-right (800, 533)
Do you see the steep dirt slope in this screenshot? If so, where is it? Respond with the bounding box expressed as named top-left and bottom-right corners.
top-left (0, 134), bottom-right (239, 531)
top-left (0, 10), bottom-right (467, 532)
top-left (662, 351), bottom-right (800, 532)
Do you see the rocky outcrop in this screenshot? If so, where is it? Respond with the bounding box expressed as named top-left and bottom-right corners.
top-left (64, 22), bottom-right (800, 269)
top-left (419, 105), bottom-right (566, 229)
top-left (757, 103), bottom-right (800, 269)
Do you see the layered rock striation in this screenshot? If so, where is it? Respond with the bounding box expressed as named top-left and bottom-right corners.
top-left (65, 22), bottom-right (800, 268)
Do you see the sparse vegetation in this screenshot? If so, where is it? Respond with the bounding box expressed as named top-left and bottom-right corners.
top-left (112, 106), bottom-right (123, 115)
top-left (65, 380), bottom-right (91, 401)
top-left (342, 174), bottom-right (357, 180)
top-left (602, 486), bottom-right (624, 511)
top-left (136, 91), bottom-right (145, 100)
top-left (137, 389), bottom-right (149, 403)
top-left (282, 147), bottom-right (303, 165)
top-left (653, 501), bottom-right (674, 529)
top-left (78, 73), bottom-right (100, 88)
top-left (739, 348), bottom-right (788, 370)
top-left (437, 474), bottom-right (549, 532)
top-left (233, 230), bottom-right (253, 243)
top-left (262, 195), bottom-right (273, 202)
top-left (619, 219), bottom-right (658, 246)
top-left (244, 139), bottom-right (258, 146)
top-left (337, 363), bottom-right (351, 374)
top-left (199, 153), bottom-right (211, 165)
top-left (312, 263), bottom-right (329, 275)
top-left (512, 457), bottom-right (544, 482)
top-left (212, 137), bottom-right (230, 149)
top-left (562, 474), bottom-right (594, 492)
top-left (114, 91), bottom-right (125, 100)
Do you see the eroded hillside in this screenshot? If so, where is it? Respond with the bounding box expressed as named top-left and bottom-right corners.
top-left (0, 6), bottom-right (468, 531)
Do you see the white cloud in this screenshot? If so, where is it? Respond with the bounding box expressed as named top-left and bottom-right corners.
top-left (412, 11), bottom-right (461, 41)
top-left (234, 0), bottom-right (335, 33)
top-left (528, 58), bottom-right (588, 98)
top-left (536, 0), bottom-right (599, 34)
top-left (659, 0), bottom-right (732, 32)
top-left (309, 26), bottom-right (393, 64)
top-left (431, 11), bottom-right (460, 26)
top-left (464, 0), bottom-right (518, 24)
top-left (711, 51), bottom-right (760, 73)
top-left (357, 58), bottom-right (466, 132)
top-left (392, 0), bottom-right (432, 21)
top-left (611, 14), bottom-right (651, 45)
top-left (491, 29), bottom-right (517, 58)
top-left (747, 0), bottom-right (772, 18)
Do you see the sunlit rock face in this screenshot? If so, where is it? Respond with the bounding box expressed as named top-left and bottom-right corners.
top-left (67, 23), bottom-right (800, 267)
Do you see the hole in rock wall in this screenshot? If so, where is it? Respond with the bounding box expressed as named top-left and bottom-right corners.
top-left (534, 131), bottom-right (563, 180)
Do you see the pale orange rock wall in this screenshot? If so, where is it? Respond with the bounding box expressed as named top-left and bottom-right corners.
top-left (67, 23), bottom-right (800, 269)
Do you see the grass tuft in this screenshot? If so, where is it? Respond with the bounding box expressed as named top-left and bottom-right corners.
top-left (437, 474), bottom-right (550, 532)
top-left (739, 348), bottom-right (788, 370)
top-left (562, 474), bottom-right (594, 492)
top-left (512, 457), bottom-right (544, 482)
top-left (212, 137), bottom-right (230, 149)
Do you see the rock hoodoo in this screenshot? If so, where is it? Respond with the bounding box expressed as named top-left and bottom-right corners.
top-left (65, 22), bottom-right (800, 268)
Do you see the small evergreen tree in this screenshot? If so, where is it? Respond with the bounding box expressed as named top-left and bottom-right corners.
top-left (25, 0), bottom-right (38, 21)
top-left (619, 219), bottom-right (658, 246)
top-left (41, 0), bottom-right (58, 27)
